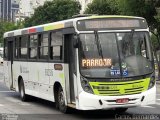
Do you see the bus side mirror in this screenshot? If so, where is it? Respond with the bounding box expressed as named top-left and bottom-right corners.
top-left (73, 35), bottom-right (79, 48)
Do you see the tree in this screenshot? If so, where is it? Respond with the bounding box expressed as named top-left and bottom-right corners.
top-left (24, 0), bottom-right (81, 27)
top-left (151, 34), bottom-right (159, 51)
top-left (117, 0), bottom-right (157, 24)
top-left (153, 12), bottom-right (160, 50)
top-left (85, 0), bottom-right (120, 15)
top-left (0, 20), bottom-right (23, 44)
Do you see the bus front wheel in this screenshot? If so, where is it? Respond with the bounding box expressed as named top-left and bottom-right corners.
top-left (19, 80), bottom-right (28, 101)
top-left (57, 86), bottom-right (69, 113)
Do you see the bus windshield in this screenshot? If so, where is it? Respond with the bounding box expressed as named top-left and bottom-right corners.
top-left (79, 32), bottom-right (154, 78)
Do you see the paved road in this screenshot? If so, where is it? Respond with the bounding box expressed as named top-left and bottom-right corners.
top-left (0, 65), bottom-right (160, 120)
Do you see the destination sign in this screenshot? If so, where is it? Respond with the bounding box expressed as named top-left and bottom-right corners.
top-left (82, 58), bottom-right (112, 68)
top-left (77, 18), bottom-right (148, 31)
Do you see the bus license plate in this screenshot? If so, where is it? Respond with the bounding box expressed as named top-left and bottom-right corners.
top-left (116, 98), bottom-right (129, 103)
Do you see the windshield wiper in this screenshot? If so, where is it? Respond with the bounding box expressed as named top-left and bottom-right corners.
top-left (128, 29), bottom-right (135, 55)
top-left (94, 30), bottom-right (104, 59)
top-left (129, 29), bottom-right (134, 44)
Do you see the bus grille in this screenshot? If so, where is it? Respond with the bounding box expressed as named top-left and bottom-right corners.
top-left (89, 78), bottom-right (150, 96)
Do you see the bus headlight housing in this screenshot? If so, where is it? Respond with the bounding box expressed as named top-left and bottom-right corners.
top-left (80, 76), bottom-right (93, 94)
top-left (148, 74), bottom-right (156, 90)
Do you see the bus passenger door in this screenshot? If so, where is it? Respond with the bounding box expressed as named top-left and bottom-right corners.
top-left (7, 40), bottom-right (14, 89)
top-left (64, 34), bottom-right (76, 103)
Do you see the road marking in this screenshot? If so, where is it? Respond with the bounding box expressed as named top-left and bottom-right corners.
top-left (0, 104), bottom-right (4, 106)
top-left (0, 91), bottom-right (15, 93)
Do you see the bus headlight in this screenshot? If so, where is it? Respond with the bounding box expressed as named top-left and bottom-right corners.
top-left (148, 75), bottom-right (155, 89)
top-left (80, 76), bottom-right (93, 94)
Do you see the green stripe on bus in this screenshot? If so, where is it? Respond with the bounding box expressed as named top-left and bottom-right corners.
top-left (44, 24), bottom-right (64, 31)
top-left (44, 25), bottom-right (54, 31)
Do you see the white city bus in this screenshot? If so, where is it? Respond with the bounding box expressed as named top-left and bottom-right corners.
top-left (3, 15), bottom-right (156, 113)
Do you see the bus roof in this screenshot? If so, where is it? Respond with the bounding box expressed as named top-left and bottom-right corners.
top-left (3, 15), bottom-right (145, 38)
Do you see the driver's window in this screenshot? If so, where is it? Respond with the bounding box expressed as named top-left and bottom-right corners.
top-left (139, 35), bottom-right (148, 58)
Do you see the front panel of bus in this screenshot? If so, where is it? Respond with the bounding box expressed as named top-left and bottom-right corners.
top-left (75, 17), bottom-right (156, 110)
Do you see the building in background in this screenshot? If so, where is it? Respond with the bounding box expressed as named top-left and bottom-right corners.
top-left (16, 0), bottom-right (51, 23)
top-left (0, 0), bottom-right (19, 21)
top-left (77, 0), bottom-right (93, 14)
top-left (17, 0), bottom-right (51, 18)
top-left (11, 0), bottom-right (19, 22)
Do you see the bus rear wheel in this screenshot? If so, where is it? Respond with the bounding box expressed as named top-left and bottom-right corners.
top-left (57, 86), bottom-right (69, 113)
top-left (19, 80), bottom-right (28, 101)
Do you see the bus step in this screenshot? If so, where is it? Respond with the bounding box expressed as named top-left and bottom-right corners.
top-left (67, 103), bottom-right (76, 108)
top-left (10, 87), bottom-right (16, 91)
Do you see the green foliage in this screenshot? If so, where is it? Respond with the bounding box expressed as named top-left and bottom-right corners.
top-left (0, 20), bottom-right (23, 44)
top-left (24, 0), bottom-right (81, 27)
top-left (85, 0), bottom-right (120, 15)
top-left (151, 34), bottom-right (160, 50)
top-left (117, 0), bottom-right (156, 25)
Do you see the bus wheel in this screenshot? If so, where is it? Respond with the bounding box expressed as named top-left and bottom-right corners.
top-left (19, 80), bottom-right (28, 101)
top-left (115, 108), bottom-right (128, 113)
top-left (57, 86), bottom-right (69, 113)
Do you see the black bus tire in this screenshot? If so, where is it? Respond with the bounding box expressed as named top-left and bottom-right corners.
top-left (19, 80), bottom-right (28, 101)
top-left (57, 86), bottom-right (69, 113)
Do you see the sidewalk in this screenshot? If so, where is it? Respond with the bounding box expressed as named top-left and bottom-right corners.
top-left (157, 80), bottom-right (160, 84)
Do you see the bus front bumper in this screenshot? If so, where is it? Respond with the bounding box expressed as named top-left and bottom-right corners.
top-left (78, 85), bottom-right (156, 110)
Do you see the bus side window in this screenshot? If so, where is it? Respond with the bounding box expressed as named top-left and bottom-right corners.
top-left (19, 35), bottom-right (28, 59)
top-left (29, 34), bottom-right (38, 59)
top-left (50, 31), bottom-right (63, 61)
top-left (14, 37), bottom-right (19, 59)
top-left (39, 33), bottom-right (48, 59)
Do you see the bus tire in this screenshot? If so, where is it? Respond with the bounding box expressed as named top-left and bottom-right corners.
top-left (57, 86), bottom-right (69, 113)
top-left (115, 108), bottom-right (128, 113)
top-left (55, 92), bottom-right (59, 109)
top-left (19, 80), bottom-right (28, 101)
